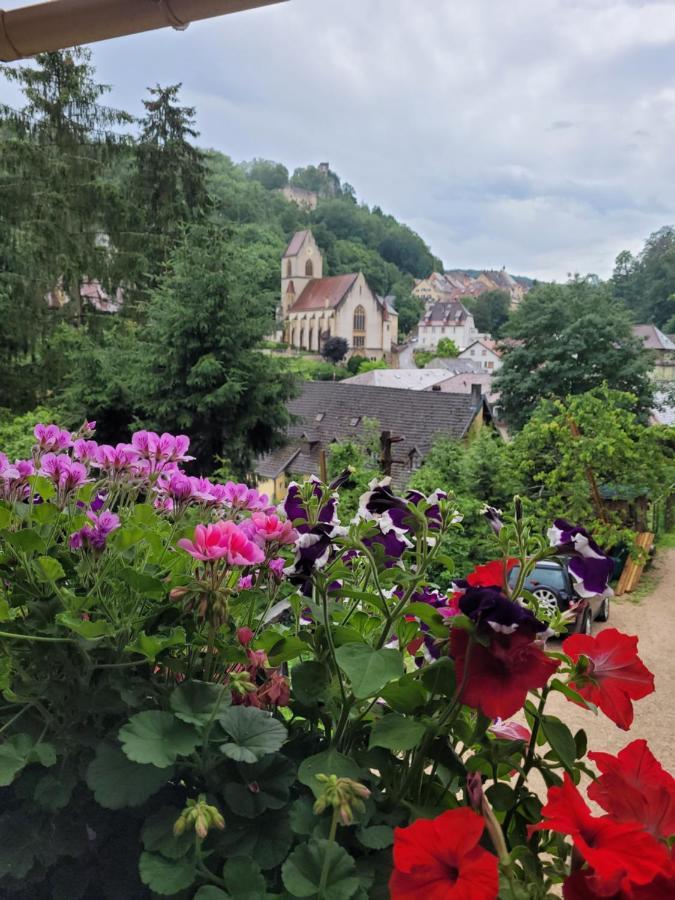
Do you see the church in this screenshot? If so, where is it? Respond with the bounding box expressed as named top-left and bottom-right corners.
top-left (279, 230), bottom-right (398, 360)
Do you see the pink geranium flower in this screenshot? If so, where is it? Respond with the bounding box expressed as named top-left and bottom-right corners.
top-left (34, 423), bottom-right (72, 454)
top-left (248, 512), bottom-right (298, 546)
top-left (177, 520), bottom-right (265, 565)
top-left (40, 454), bottom-right (89, 494)
top-left (223, 481), bottom-right (269, 512)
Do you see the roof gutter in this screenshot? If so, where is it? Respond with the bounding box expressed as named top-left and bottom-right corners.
top-left (0, 0), bottom-right (286, 62)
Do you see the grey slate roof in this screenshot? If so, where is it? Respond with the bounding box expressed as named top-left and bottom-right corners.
top-left (255, 381), bottom-right (487, 488)
top-left (424, 358), bottom-right (484, 374)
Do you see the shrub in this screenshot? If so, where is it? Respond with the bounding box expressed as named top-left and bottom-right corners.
top-left (0, 422), bottom-right (670, 898)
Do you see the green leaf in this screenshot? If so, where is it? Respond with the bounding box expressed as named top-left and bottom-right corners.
top-left (486, 782), bottom-right (516, 812)
top-left (4, 528), bottom-right (46, 555)
top-left (111, 525), bottom-right (145, 551)
top-left (27, 475), bottom-right (56, 501)
top-left (420, 657), bottom-right (457, 697)
top-left (194, 890), bottom-right (229, 900)
top-left (574, 728), bottom-right (588, 759)
top-left (125, 627), bottom-right (186, 661)
top-left (356, 824), bottom-right (394, 850)
top-left (223, 857), bottom-right (267, 898)
top-left (55, 612), bottom-right (114, 640)
top-left (380, 675), bottom-right (427, 713)
top-left (86, 743), bottom-right (170, 808)
top-left (223, 752), bottom-right (296, 818)
top-left (138, 851), bottom-right (196, 895)
top-left (267, 635), bottom-right (309, 666)
top-left (218, 706), bottom-right (287, 764)
top-left (0, 734), bottom-right (33, 786)
top-left (334, 643), bottom-right (403, 699)
top-left (0, 506), bottom-right (11, 529)
top-left (141, 807), bottom-right (193, 860)
top-left (0, 811), bottom-right (37, 878)
top-left (119, 566), bottom-right (166, 598)
top-left (298, 749), bottom-right (365, 799)
top-left (216, 809), bottom-right (293, 870)
top-left (549, 677), bottom-right (597, 711)
top-left (406, 602), bottom-right (448, 636)
top-left (119, 711), bottom-right (199, 768)
top-left (33, 555), bottom-right (66, 582)
top-left (33, 772), bottom-right (76, 811)
top-left (169, 679), bottom-right (230, 726)
top-left (290, 796), bottom-right (317, 836)
top-left (541, 715), bottom-right (577, 771)
top-left (292, 660), bottom-right (331, 706)
top-left (369, 714), bottom-right (426, 752)
top-left (282, 839), bottom-right (359, 899)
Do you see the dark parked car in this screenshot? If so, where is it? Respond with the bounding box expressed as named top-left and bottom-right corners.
top-left (507, 558), bottom-right (609, 634)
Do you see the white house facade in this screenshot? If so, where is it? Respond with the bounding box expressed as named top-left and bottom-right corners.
top-left (416, 300), bottom-right (480, 351)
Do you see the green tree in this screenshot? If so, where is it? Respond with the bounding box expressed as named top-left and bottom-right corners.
top-left (321, 336), bottom-right (349, 364)
top-left (436, 337), bottom-right (459, 357)
top-left (612, 227), bottom-right (675, 326)
top-left (511, 385), bottom-right (674, 547)
top-left (130, 84), bottom-right (208, 290)
top-left (494, 278), bottom-right (653, 430)
top-left (391, 276), bottom-right (423, 337)
top-left (243, 158), bottom-right (289, 190)
top-left (130, 223), bottom-right (296, 473)
top-left (465, 289), bottom-right (510, 335)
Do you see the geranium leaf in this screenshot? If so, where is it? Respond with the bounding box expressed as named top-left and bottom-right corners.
top-left (223, 752), bottom-right (296, 818)
top-left (0, 811), bottom-right (37, 878)
top-left (222, 856), bottom-right (267, 897)
top-left (194, 889), bottom-right (229, 900)
top-left (0, 733), bottom-right (33, 786)
top-left (216, 809), bottom-right (293, 870)
top-left (369, 714), bottom-right (426, 752)
top-left (292, 660), bottom-right (331, 706)
top-left (86, 743), bottom-right (170, 808)
top-left (138, 851), bottom-right (196, 895)
top-left (119, 711), bottom-right (199, 768)
top-left (298, 749), bottom-right (365, 799)
top-left (170, 679), bottom-right (230, 726)
top-left (356, 824), bottom-right (394, 850)
top-left (218, 706), bottom-right (287, 764)
top-left (282, 839), bottom-right (359, 899)
top-left (119, 566), bottom-right (166, 599)
top-left (55, 612), bottom-right (114, 640)
top-left (290, 796), bottom-right (317, 836)
top-left (33, 772), bottom-right (76, 811)
top-left (33, 555), bottom-right (66, 582)
top-left (4, 527), bottom-right (46, 555)
top-left (334, 644), bottom-right (403, 699)
top-left (141, 807), bottom-right (193, 860)
top-left (267, 635), bottom-right (309, 666)
top-left (125, 627), bottom-right (186, 662)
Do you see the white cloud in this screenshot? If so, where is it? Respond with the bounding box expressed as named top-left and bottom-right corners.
top-left (2, 0), bottom-right (675, 279)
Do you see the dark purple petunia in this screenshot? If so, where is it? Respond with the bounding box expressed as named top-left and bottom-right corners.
top-left (547, 519), bottom-right (614, 598)
top-left (284, 522), bottom-right (344, 595)
top-left (357, 478), bottom-right (450, 541)
top-left (483, 505), bottom-right (504, 535)
top-left (459, 586), bottom-right (548, 637)
top-left (283, 478), bottom-right (339, 535)
top-left (362, 528), bottom-right (411, 567)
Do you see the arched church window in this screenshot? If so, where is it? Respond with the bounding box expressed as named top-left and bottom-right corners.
top-left (286, 260), bottom-right (292, 278)
top-left (353, 305), bottom-right (366, 332)
top-left (305, 259), bottom-right (314, 277)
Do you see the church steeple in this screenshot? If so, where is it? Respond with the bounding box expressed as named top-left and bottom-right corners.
top-left (281, 230), bottom-right (323, 311)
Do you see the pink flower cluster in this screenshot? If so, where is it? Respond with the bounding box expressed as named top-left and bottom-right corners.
top-left (153, 475), bottom-right (271, 515)
top-left (70, 510), bottom-right (121, 552)
top-left (40, 453), bottom-right (90, 497)
top-left (232, 629), bottom-right (290, 709)
top-left (0, 453), bottom-right (34, 501)
top-left (177, 521), bottom-right (265, 566)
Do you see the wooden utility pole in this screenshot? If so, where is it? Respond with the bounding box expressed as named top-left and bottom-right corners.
top-left (380, 430), bottom-right (404, 477)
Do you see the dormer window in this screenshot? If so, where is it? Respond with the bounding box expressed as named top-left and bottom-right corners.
top-left (315, 413), bottom-right (325, 422)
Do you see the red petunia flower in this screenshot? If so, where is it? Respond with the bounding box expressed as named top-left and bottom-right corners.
top-left (562, 628), bottom-right (654, 730)
top-left (389, 807), bottom-right (499, 899)
top-left (530, 775), bottom-right (670, 894)
top-left (587, 739), bottom-right (675, 840)
top-left (563, 859), bottom-right (675, 900)
top-left (466, 558), bottom-right (518, 590)
top-left (451, 628), bottom-right (559, 720)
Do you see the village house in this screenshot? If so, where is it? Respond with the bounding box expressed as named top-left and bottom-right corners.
top-left (280, 230), bottom-right (398, 359)
top-left (255, 381), bottom-right (492, 499)
top-left (458, 338), bottom-right (503, 372)
top-left (416, 299), bottom-right (480, 351)
top-left (633, 325), bottom-right (675, 382)
top-left (413, 269), bottom-right (528, 308)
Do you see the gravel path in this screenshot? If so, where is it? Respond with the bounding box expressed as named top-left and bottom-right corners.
top-left (546, 547), bottom-right (675, 773)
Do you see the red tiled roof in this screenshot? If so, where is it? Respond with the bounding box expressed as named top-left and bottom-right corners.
top-left (289, 274), bottom-right (358, 313)
top-left (633, 324), bottom-right (675, 351)
top-left (283, 230), bottom-right (310, 258)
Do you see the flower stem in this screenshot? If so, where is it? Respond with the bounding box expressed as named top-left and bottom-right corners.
top-left (503, 686), bottom-right (550, 837)
top-left (0, 630), bottom-right (75, 643)
top-left (318, 807), bottom-right (340, 898)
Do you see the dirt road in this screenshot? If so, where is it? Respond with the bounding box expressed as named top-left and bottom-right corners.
top-left (546, 547), bottom-right (675, 773)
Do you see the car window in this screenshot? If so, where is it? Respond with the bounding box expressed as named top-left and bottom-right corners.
top-left (508, 565), bottom-right (567, 591)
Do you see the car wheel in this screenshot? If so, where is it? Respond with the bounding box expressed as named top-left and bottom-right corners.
top-left (579, 609), bottom-right (592, 635)
top-left (532, 587), bottom-right (560, 616)
top-left (595, 595), bottom-right (610, 623)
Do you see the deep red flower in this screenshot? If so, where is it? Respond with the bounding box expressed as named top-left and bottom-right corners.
top-left (451, 628), bottom-right (559, 720)
top-left (587, 739), bottom-right (675, 840)
top-left (562, 629), bottom-right (655, 730)
top-left (530, 775), bottom-right (670, 893)
top-left (389, 807), bottom-right (499, 899)
top-left (564, 861), bottom-right (675, 900)
top-left (466, 558), bottom-right (518, 590)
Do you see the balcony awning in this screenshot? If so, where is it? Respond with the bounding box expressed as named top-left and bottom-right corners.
top-left (0, 0), bottom-right (286, 61)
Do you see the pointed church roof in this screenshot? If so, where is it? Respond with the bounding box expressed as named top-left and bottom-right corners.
top-left (288, 274), bottom-right (358, 313)
top-left (283, 230), bottom-right (311, 258)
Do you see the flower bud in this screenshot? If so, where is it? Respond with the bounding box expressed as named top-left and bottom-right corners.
top-left (173, 814), bottom-right (187, 836)
top-left (237, 626), bottom-right (255, 646)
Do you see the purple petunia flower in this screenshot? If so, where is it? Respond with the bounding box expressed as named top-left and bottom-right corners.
top-left (459, 586), bottom-right (548, 637)
top-left (547, 519), bottom-right (614, 599)
top-left (283, 478), bottom-right (339, 533)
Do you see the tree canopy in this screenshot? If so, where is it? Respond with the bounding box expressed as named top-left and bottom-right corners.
top-left (612, 227), bottom-right (675, 327)
top-left (494, 278), bottom-right (653, 430)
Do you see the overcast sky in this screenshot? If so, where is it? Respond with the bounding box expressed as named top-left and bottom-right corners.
top-left (3, 0), bottom-right (675, 280)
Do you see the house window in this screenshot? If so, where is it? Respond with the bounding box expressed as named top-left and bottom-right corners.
top-left (305, 259), bottom-right (314, 277)
top-left (353, 305), bottom-right (366, 332)
top-left (353, 335), bottom-right (365, 348)
top-left (286, 260), bottom-right (292, 278)
top-left (486, 361), bottom-right (494, 369)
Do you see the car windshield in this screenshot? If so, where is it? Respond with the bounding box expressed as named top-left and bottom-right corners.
top-left (508, 565), bottom-right (567, 591)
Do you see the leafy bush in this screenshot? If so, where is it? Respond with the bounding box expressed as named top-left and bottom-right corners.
top-left (0, 421), bottom-right (671, 899)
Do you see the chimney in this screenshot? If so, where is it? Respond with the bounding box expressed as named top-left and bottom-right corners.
top-left (470, 383), bottom-right (482, 406)
top-left (431, 384), bottom-right (442, 391)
